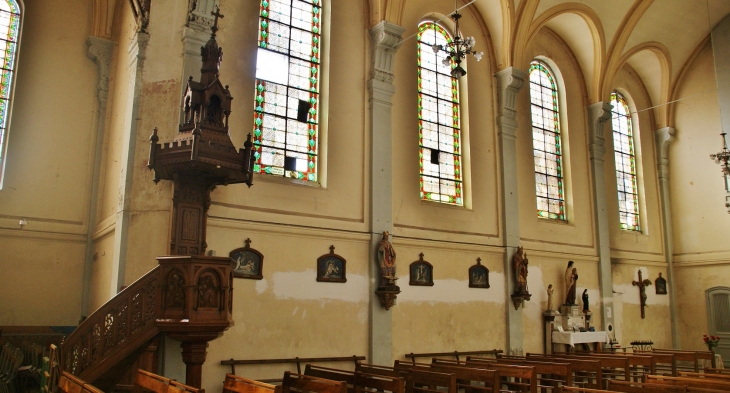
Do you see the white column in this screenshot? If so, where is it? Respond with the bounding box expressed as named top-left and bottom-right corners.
top-left (111, 31), bottom-right (149, 297)
top-left (82, 36), bottom-right (114, 316)
top-left (495, 67), bottom-right (526, 355)
top-left (587, 102), bottom-right (615, 331)
top-left (656, 126), bottom-right (679, 348)
top-left (368, 20), bottom-right (405, 366)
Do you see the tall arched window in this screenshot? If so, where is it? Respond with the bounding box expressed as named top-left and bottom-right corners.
top-left (611, 91), bottom-right (640, 231)
top-left (417, 21), bottom-right (462, 206)
top-left (529, 60), bottom-right (565, 220)
top-left (251, 0), bottom-right (322, 182)
top-left (0, 0), bottom-right (22, 186)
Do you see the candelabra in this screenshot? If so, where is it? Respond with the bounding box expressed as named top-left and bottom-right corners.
top-left (430, 9), bottom-right (483, 79)
top-left (709, 131), bottom-right (730, 213)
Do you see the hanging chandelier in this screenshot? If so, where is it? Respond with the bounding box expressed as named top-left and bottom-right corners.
top-left (430, 5), bottom-right (483, 79)
top-left (709, 131), bottom-right (730, 212)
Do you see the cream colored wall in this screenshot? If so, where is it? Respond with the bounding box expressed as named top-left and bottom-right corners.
top-left (0, 0), bottom-right (97, 325)
top-left (671, 42), bottom-right (730, 348)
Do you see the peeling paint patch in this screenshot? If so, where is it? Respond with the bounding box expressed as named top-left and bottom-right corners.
top-left (272, 270), bottom-right (368, 302)
top-left (255, 279), bottom-right (269, 294)
top-left (397, 273), bottom-right (506, 304)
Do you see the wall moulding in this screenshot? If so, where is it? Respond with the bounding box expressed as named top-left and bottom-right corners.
top-left (674, 260), bottom-right (730, 267)
top-left (209, 201), bottom-right (364, 224)
top-left (0, 228), bottom-right (87, 244)
top-left (610, 259), bottom-right (668, 267)
top-left (393, 236), bottom-right (506, 254)
top-left (393, 222), bottom-right (500, 239)
top-left (207, 216), bottom-right (371, 243)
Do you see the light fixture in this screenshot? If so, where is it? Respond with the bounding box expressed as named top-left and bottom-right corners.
top-left (709, 131), bottom-right (730, 213)
top-left (431, 2), bottom-right (483, 79)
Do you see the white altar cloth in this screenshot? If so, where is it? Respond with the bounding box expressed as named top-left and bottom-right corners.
top-left (552, 331), bottom-right (609, 347)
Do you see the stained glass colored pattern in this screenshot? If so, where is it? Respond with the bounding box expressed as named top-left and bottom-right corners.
top-left (0, 0), bottom-right (21, 182)
top-left (252, 0), bottom-right (320, 181)
top-left (611, 92), bottom-right (640, 231)
top-left (417, 22), bottom-right (462, 206)
top-left (529, 61), bottom-right (565, 220)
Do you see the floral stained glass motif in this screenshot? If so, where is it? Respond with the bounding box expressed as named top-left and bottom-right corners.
top-left (417, 22), bottom-right (462, 206)
top-left (0, 0), bottom-right (21, 181)
top-left (252, 0), bottom-right (321, 182)
top-left (529, 61), bottom-right (565, 220)
top-left (611, 92), bottom-right (640, 231)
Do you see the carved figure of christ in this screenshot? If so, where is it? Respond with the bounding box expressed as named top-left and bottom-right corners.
top-left (632, 270), bottom-right (652, 319)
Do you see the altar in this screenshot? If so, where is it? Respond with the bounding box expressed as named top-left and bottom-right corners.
top-left (552, 330), bottom-right (609, 352)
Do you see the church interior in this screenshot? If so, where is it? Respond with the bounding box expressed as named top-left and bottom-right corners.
top-left (2, 0), bottom-right (730, 392)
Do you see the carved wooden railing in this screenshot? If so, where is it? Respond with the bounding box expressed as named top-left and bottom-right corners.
top-left (60, 256), bottom-right (234, 389)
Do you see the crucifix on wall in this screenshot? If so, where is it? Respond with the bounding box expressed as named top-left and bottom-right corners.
top-left (632, 270), bottom-right (652, 319)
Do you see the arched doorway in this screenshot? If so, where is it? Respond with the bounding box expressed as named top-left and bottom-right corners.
top-left (706, 287), bottom-right (730, 367)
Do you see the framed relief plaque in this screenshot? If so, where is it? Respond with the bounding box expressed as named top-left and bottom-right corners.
top-left (317, 245), bottom-right (347, 283)
top-left (409, 253), bottom-right (434, 286)
top-left (469, 257), bottom-right (490, 288)
top-left (229, 238), bottom-right (264, 279)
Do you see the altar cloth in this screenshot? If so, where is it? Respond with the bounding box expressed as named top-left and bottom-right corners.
top-left (552, 331), bottom-right (609, 347)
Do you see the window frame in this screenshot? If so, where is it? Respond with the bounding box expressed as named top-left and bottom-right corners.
top-left (610, 90), bottom-right (642, 232)
top-left (416, 20), bottom-right (464, 206)
top-left (528, 60), bottom-right (566, 221)
top-left (0, 0), bottom-right (24, 189)
top-left (251, 0), bottom-right (326, 184)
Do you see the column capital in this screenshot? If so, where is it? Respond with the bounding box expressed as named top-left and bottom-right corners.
top-left (495, 67), bottom-right (527, 137)
top-left (587, 101), bottom-right (613, 160)
top-left (655, 127), bottom-right (676, 179)
top-left (186, 0), bottom-right (219, 31)
top-left (128, 31), bottom-right (150, 71)
top-left (87, 36), bottom-right (114, 108)
top-left (369, 21), bottom-right (406, 83)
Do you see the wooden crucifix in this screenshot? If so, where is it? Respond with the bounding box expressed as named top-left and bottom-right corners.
top-left (632, 270), bottom-right (652, 319)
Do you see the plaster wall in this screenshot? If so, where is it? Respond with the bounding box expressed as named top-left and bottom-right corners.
top-left (0, 0), bottom-right (97, 325)
top-left (674, 264), bottom-right (730, 350)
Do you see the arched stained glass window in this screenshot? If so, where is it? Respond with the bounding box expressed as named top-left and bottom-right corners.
top-left (417, 21), bottom-right (462, 206)
top-left (611, 91), bottom-right (640, 231)
top-left (252, 0), bottom-right (321, 182)
top-left (529, 61), bottom-right (565, 220)
top-left (0, 0), bottom-right (22, 185)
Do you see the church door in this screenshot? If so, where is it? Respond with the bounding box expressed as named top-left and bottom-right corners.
top-left (706, 287), bottom-right (730, 367)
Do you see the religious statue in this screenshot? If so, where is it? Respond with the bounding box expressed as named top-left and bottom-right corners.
top-left (564, 261), bottom-right (578, 305)
top-left (377, 231), bottom-right (397, 288)
top-left (582, 289), bottom-right (589, 312)
top-left (513, 247), bottom-right (529, 294)
top-left (547, 284), bottom-right (555, 311)
top-left (632, 269), bottom-right (652, 319)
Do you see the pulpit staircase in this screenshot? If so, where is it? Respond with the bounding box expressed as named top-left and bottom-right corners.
top-left (59, 255), bottom-right (234, 390)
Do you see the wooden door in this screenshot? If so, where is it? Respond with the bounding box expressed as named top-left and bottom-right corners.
top-left (706, 287), bottom-right (730, 366)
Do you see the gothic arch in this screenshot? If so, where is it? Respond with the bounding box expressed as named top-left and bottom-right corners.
top-left (617, 42), bottom-right (671, 127)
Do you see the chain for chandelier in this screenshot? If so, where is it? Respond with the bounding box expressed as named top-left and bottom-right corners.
top-left (430, 0), bottom-right (483, 78)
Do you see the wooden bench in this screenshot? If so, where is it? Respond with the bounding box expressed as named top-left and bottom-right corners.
top-left (221, 357), bottom-right (366, 383)
top-left (458, 359), bottom-right (536, 393)
top-left (281, 372), bottom-right (347, 393)
top-left (403, 350), bottom-right (502, 366)
top-left (705, 367), bottom-right (730, 374)
top-left (653, 349), bottom-right (714, 373)
top-left (644, 374), bottom-right (730, 391)
top-left (132, 369), bottom-right (203, 393)
top-left (304, 365), bottom-right (357, 391)
top-left (404, 369), bottom-right (456, 393)
top-left (224, 373), bottom-right (281, 393)
top-left (428, 362), bottom-right (499, 393)
top-left (58, 372), bottom-right (104, 393)
top-left (526, 353), bottom-right (602, 389)
top-left (553, 352), bottom-right (630, 383)
top-left (353, 371), bottom-right (404, 393)
top-left (355, 363), bottom-right (404, 379)
top-left (679, 371), bottom-right (730, 381)
top-left (606, 379), bottom-right (686, 392)
top-left (469, 356), bottom-right (568, 392)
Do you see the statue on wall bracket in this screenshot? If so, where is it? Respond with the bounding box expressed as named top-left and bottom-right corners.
top-left (510, 247), bottom-right (531, 309)
top-left (375, 231), bottom-right (400, 310)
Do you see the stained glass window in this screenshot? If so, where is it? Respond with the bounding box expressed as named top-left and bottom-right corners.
top-left (611, 91), bottom-right (640, 231)
top-left (252, 0), bottom-right (321, 182)
top-left (417, 22), bottom-right (462, 206)
top-left (0, 0), bottom-right (21, 184)
top-left (529, 61), bottom-right (565, 220)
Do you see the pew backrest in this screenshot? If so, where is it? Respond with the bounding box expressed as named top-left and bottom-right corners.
top-left (304, 365), bottom-right (356, 388)
top-left (464, 359), bottom-right (536, 393)
top-left (132, 369), bottom-right (203, 393)
top-left (679, 371), bottom-right (730, 381)
top-left (58, 371), bottom-right (104, 393)
top-left (355, 363), bottom-right (403, 378)
top-left (405, 369), bottom-right (456, 393)
top-left (606, 379), bottom-right (687, 393)
top-left (353, 371), bottom-right (404, 393)
top-left (428, 363), bottom-right (499, 392)
top-left (281, 372), bottom-right (347, 393)
top-left (644, 375), bottom-right (730, 391)
top-left (224, 373), bottom-right (282, 393)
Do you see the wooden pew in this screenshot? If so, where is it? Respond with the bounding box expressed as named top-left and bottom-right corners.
top-left (705, 367), bottom-right (730, 374)
top-left (679, 371), bottom-right (730, 381)
top-left (469, 356), bottom-right (570, 392)
top-left (58, 372), bottom-right (104, 393)
top-left (304, 365), bottom-right (357, 392)
top-left (403, 350), bottom-right (502, 366)
top-left (224, 373), bottom-right (282, 393)
top-left (221, 357), bottom-right (366, 383)
top-left (355, 363), bottom-right (403, 379)
top-left (653, 349), bottom-right (713, 373)
top-left (644, 374), bottom-right (730, 391)
top-left (606, 379), bottom-right (687, 392)
top-left (353, 371), bottom-right (404, 393)
top-left (404, 369), bottom-right (456, 393)
top-left (584, 353), bottom-right (655, 381)
top-left (281, 372), bottom-right (347, 393)
top-left (553, 352), bottom-right (631, 383)
top-left (428, 362), bottom-right (500, 393)
top-left (132, 369), bottom-right (203, 393)
top-left (525, 353), bottom-right (602, 389)
top-left (458, 359), bottom-right (536, 393)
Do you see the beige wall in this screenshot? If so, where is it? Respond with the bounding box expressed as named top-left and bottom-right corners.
top-left (0, 0), bottom-right (96, 325)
